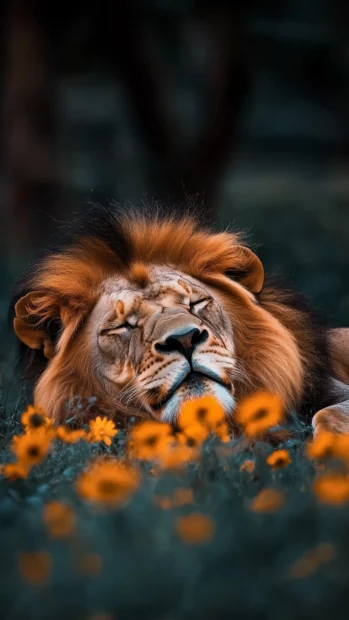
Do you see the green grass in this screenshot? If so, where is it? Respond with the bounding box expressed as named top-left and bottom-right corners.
top-left (1, 357), bottom-right (349, 620)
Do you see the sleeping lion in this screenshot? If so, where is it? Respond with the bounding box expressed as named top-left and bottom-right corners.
top-left (9, 206), bottom-right (349, 435)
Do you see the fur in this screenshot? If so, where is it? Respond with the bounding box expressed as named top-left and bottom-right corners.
top-left (9, 204), bottom-right (333, 424)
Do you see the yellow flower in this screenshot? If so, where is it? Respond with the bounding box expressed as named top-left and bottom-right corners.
top-left (213, 419), bottom-right (230, 443)
top-left (306, 431), bottom-right (337, 460)
top-left (18, 551), bottom-right (52, 585)
top-left (155, 488), bottom-right (194, 509)
top-left (177, 423), bottom-right (209, 448)
top-left (154, 496), bottom-right (173, 509)
top-left (236, 392), bottom-right (283, 437)
top-left (178, 395), bottom-right (225, 434)
top-left (250, 488), bottom-right (285, 513)
top-left (88, 416), bottom-right (118, 446)
top-left (56, 426), bottom-right (88, 444)
top-left (176, 513), bottom-right (215, 545)
top-left (332, 434), bottom-right (349, 464)
top-left (128, 421), bottom-right (173, 461)
top-left (240, 459), bottom-right (255, 473)
top-left (21, 405), bottom-right (53, 433)
top-left (172, 487), bottom-right (194, 507)
top-left (43, 501), bottom-right (76, 538)
top-left (289, 543), bottom-right (336, 579)
top-left (11, 429), bottom-right (52, 469)
top-left (307, 432), bottom-right (349, 465)
top-left (313, 473), bottom-right (349, 505)
top-left (266, 449), bottom-right (292, 470)
top-left (76, 458), bottom-right (140, 507)
top-left (3, 462), bottom-right (29, 480)
top-left (76, 553), bottom-right (103, 576)
top-left (157, 441), bottom-right (198, 471)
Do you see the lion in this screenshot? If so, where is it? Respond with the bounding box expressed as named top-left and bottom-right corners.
top-left (9, 205), bottom-right (349, 435)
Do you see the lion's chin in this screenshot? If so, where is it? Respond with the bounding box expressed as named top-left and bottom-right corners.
top-left (159, 376), bottom-right (235, 424)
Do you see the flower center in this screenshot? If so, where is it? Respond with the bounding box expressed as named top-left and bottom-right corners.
top-left (145, 435), bottom-right (158, 447)
top-left (252, 408), bottom-right (268, 421)
top-left (98, 479), bottom-right (119, 497)
top-left (29, 414), bottom-right (44, 428)
top-left (196, 407), bottom-right (208, 421)
top-left (28, 446), bottom-right (40, 458)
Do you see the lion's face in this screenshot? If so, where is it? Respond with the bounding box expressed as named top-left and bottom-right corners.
top-left (90, 266), bottom-right (236, 422)
top-left (13, 210), bottom-right (306, 425)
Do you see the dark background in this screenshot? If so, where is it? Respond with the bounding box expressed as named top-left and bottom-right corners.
top-left (1, 1), bottom-right (349, 327)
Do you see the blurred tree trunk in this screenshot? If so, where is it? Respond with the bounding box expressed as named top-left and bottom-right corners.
top-left (2, 1), bottom-right (57, 264)
top-left (110, 7), bottom-right (248, 219)
top-left (331, 0), bottom-right (349, 161)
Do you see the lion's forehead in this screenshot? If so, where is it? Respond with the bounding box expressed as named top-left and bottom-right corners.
top-left (99, 267), bottom-right (209, 315)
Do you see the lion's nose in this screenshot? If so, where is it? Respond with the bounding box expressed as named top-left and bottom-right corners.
top-left (155, 327), bottom-right (208, 358)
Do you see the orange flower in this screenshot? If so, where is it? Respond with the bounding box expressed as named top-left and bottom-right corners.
top-left (76, 458), bottom-right (140, 507)
top-left (128, 421), bottom-right (173, 461)
top-left (3, 462), bottom-right (29, 480)
top-left (154, 496), bottom-right (173, 509)
top-left (240, 459), bottom-right (255, 473)
top-left (11, 429), bottom-right (52, 469)
top-left (289, 543), bottom-right (336, 579)
top-left (157, 441), bottom-right (198, 471)
top-left (176, 513), bottom-right (215, 544)
top-left (306, 431), bottom-right (337, 460)
top-left (307, 432), bottom-right (349, 464)
top-left (177, 423), bottom-right (209, 448)
top-left (18, 551), bottom-right (52, 585)
top-left (43, 501), bottom-right (76, 538)
top-left (313, 473), bottom-right (349, 505)
top-left (56, 426), bottom-right (88, 444)
top-left (88, 416), bottom-right (118, 446)
top-left (236, 392), bottom-right (283, 437)
top-left (250, 488), bottom-right (285, 513)
top-left (155, 488), bottom-right (194, 510)
top-left (266, 449), bottom-right (292, 470)
top-left (178, 395), bottom-right (225, 434)
top-left (332, 434), bottom-right (349, 464)
top-left (77, 553), bottom-right (103, 576)
top-left (21, 405), bottom-right (53, 433)
top-left (212, 418), bottom-right (230, 443)
top-left (172, 488), bottom-right (194, 507)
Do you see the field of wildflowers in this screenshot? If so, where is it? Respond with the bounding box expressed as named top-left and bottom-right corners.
top-left (1, 382), bottom-right (349, 620)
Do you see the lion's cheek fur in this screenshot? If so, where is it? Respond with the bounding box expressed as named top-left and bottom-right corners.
top-left (216, 293), bottom-right (304, 411)
top-left (33, 326), bottom-right (140, 423)
top-left (33, 329), bottom-right (101, 423)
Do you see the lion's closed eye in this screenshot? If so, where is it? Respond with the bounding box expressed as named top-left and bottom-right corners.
top-left (99, 323), bottom-right (135, 336)
top-left (190, 298), bottom-right (211, 313)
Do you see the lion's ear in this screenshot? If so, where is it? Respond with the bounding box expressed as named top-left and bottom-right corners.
top-left (13, 291), bottom-right (61, 360)
top-left (224, 246), bottom-right (264, 293)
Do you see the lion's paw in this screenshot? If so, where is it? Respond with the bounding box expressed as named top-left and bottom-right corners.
top-left (312, 406), bottom-right (349, 436)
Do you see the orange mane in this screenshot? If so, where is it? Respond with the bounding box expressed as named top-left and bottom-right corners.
top-left (10, 205), bottom-right (332, 423)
